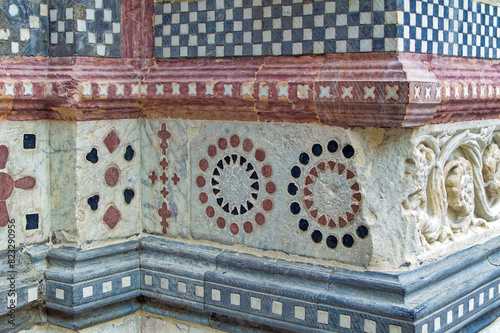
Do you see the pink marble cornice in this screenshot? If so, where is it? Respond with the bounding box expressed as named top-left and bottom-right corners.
top-left (1, 53), bottom-right (500, 127)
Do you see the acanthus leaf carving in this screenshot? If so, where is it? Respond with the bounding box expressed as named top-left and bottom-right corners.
top-left (404, 126), bottom-right (496, 248)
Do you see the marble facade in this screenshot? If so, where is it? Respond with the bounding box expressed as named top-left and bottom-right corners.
top-left (1, 0), bottom-right (500, 332)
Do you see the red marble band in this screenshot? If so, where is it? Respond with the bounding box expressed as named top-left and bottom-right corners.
top-left (1, 53), bottom-right (500, 127)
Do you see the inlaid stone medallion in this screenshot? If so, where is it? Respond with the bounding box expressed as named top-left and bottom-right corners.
top-left (288, 140), bottom-right (369, 250)
top-left (196, 135), bottom-right (275, 235)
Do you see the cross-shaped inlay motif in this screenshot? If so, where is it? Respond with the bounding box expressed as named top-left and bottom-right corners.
top-left (149, 123), bottom-right (180, 234)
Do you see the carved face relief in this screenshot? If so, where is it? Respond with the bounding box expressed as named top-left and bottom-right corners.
top-left (445, 157), bottom-right (474, 217)
top-left (482, 143), bottom-right (500, 198)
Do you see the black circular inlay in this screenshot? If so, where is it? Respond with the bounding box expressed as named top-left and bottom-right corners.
top-left (311, 230), bottom-right (323, 243)
top-left (124, 145), bottom-right (135, 161)
top-left (312, 144), bottom-right (323, 157)
top-left (291, 165), bottom-right (301, 178)
top-left (288, 182), bottom-right (298, 196)
top-left (342, 234), bottom-right (355, 247)
top-left (326, 235), bottom-right (338, 249)
top-left (86, 148), bottom-right (99, 164)
top-left (327, 140), bottom-right (338, 153)
top-left (298, 219), bottom-right (309, 231)
top-left (290, 202), bottom-right (301, 215)
top-left (342, 145), bottom-right (355, 158)
top-left (356, 225), bottom-right (369, 238)
top-left (299, 152), bottom-right (310, 165)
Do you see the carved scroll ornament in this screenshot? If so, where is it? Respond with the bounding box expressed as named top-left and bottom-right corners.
top-left (403, 127), bottom-right (500, 247)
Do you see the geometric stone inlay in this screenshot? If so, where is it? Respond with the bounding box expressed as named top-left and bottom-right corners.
top-left (289, 140), bottom-right (368, 250)
top-left (197, 135), bottom-right (275, 235)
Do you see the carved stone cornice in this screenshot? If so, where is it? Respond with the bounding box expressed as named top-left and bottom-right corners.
top-left (2, 53), bottom-right (500, 127)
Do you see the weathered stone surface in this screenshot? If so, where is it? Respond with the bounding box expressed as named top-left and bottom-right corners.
top-left (74, 119), bottom-right (141, 246)
top-left (141, 120), bottom-right (189, 237)
top-left (0, 121), bottom-right (49, 251)
top-left (190, 121), bottom-right (374, 266)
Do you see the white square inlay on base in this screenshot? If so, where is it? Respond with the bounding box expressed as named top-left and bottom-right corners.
top-left (102, 281), bottom-right (112, 294)
top-left (122, 276), bottom-right (131, 288)
top-left (55, 288), bottom-right (64, 300)
top-left (27, 287), bottom-right (37, 302)
top-left (272, 301), bottom-right (282, 315)
top-left (317, 310), bottom-right (328, 325)
top-left (250, 297), bottom-right (261, 310)
top-left (144, 275), bottom-right (153, 286)
top-left (339, 314), bottom-right (351, 329)
top-left (82, 286), bottom-right (93, 298)
top-left (231, 293), bottom-right (240, 306)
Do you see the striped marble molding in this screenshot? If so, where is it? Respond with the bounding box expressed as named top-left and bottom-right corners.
top-left (2, 53), bottom-right (500, 127)
top-left (31, 235), bottom-right (500, 332)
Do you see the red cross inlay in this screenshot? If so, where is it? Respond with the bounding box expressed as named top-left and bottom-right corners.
top-left (161, 187), bottom-right (169, 198)
top-left (171, 173), bottom-right (180, 186)
top-left (160, 158), bottom-right (169, 170)
top-left (160, 172), bottom-right (169, 184)
top-left (157, 123), bottom-right (171, 155)
top-left (158, 201), bottom-right (172, 234)
top-left (149, 171), bottom-right (158, 185)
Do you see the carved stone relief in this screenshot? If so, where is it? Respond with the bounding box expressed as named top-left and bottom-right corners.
top-left (403, 126), bottom-right (500, 248)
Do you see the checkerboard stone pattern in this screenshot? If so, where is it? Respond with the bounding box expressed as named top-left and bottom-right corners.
top-left (0, 0), bottom-right (49, 56)
top-left (402, 0), bottom-right (500, 58)
top-left (49, 0), bottom-right (121, 57)
top-left (154, 0), bottom-right (398, 58)
top-left (154, 0), bottom-right (500, 59)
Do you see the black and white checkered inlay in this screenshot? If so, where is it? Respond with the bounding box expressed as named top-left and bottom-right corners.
top-left (154, 0), bottom-right (500, 59)
top-left (0, 1), bottom-right (49, 56)
top-left (49, 0), bottom-right (121, 57)
top-left (154, 0), bottom-right (396, 58)
top-left (402, 0), bottom-right (500, 58)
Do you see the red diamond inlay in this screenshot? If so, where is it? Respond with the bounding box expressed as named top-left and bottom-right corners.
top-left (103, 130), bottom-right (120, 154)
top-left (103, 205), bottom-right (121, 229)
